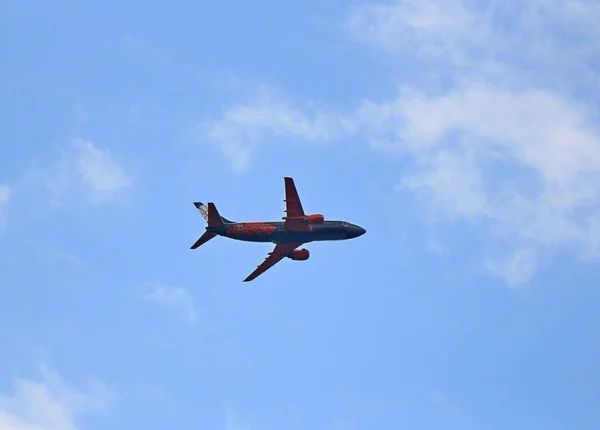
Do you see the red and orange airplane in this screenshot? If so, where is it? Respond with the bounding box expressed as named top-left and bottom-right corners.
top-left (190, 177), bottom-right (366, 282)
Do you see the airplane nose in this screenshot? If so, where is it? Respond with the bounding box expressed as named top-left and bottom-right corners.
top-left (347, 226), bottom-right (366, 238)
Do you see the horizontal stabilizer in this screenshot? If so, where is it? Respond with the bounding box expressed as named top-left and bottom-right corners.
top-left (190, 231), bottom-right (217, 249)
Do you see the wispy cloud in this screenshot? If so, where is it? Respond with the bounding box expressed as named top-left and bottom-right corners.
top-left (0, 365), bottom-right (111, 430)
top-left (0, 185), bottom-right (12, 234)
top-left (145, 285), bottom-right (197, 324)
top-left (344, 0), bottom-right (600, 284)
top-left (372, 83), bottom-right (600, 283)
top-left (347, 0), bottom-right (481, 63)
top-left (0, 186), bottom-right (12, 206)
top-left (484, 247), bottom-right (538, 288)
top-left (43, 245), bottom-right (87, 269)
top-left (195, 90), bottom-right (353, 172)
top-left (42, 139), bottom-right (131, 207)
top-left (71, 139), bottom-right (131, 203)
top-left (346, 0), bottom-right (600, 86)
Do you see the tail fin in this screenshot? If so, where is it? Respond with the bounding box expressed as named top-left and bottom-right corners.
top-left (193, 202), bottom-right (234, 226)
top-left (191, 201), bottom-right (227, 249)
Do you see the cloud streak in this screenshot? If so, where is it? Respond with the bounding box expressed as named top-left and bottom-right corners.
top-left (71, 139), bottom-right (131, 203)
top-left (369, 83), bottom-right (600, 283)
top-left (0, 185), bottom-right (12, 234)
top-left (346, 0), bottom-right (600, 87)
top-left (0, 366), bottom-right (110, 430)
top-left (195, 90), bottom-right (353, 172)
top-left (345, 0), bottom-right (600, 284)
top-left (42, 139), bottom-right (131, 207)
top-left (145, 285), bottom-right (197, 324)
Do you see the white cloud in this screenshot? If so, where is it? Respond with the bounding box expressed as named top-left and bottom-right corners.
top-left (0, 186), bottom-right (11, 206)
top-left (145, 285), bottom-right (197, 324)
top-left (347, 0), bottom-right (482, 64)
top-left (43, 139), bottom-right (131, 206)
top-left (368, 83), bottom-right (600, 266)
top-left (485, 247), bottom-right (539, 288)
top-left (71, 139), bottom-right (131, 203)
top-left (195, 91), bottom-right (352, 172)
top-left (0, 414), bottom-right (38, 430)
top-left (398, 148), bottom-right (488, 220)
top-left (344, 0), bottom-right (600, 284)
top-left (346, 0), bottom-right (600, 83)
top-left (44, 247), bottom-right (87, 269)
top-left (0, 185), bottom-right (12, 233)
top-left (0, 366), bottom-right (110, 430)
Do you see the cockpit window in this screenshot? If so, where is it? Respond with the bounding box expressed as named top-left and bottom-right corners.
top-left (342, 222), bottom-right (348, 227)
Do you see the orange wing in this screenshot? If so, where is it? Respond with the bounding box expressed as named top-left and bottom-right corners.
top-left (243, 242), bottom-right (303, 282)
top-left (282, 177), bottom-right (311, 231)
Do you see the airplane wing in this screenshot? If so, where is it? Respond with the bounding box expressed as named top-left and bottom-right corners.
top-left (243, 242), bottom-right (303, 282)
top-left (282, 177), bottom-right (311, 231)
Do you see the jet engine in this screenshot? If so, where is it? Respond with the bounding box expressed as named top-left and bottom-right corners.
top-left (306, 214), bottom-right (324, 225)
top-left (289, 249), bottom-right (309, 260)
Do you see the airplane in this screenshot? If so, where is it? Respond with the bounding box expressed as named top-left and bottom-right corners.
top-left (190, 176), bottom-right (366, 282)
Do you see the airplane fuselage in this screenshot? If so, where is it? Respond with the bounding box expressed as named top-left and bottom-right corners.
top-left (191, 176), bottom-right (366, 281)
top-left (207, 220), bottom-right (366, 244)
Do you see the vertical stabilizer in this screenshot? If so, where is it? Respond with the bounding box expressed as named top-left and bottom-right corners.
top-left (193, 202), bottom-right (234, 225)
top-left (206, 202), bottom-right (224, 227)
top-left (194, 202), bottom-right (210, 223)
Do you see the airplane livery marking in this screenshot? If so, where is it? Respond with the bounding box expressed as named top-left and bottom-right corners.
top-left (227, 223), bottom-right (277, 236)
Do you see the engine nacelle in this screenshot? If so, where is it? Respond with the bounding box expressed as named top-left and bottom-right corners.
top-left (289, 249), bottom-right (309, 261)
top-left (307, 214), bottom-right (324, 225)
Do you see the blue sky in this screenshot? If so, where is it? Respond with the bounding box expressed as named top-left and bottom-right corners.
top-left (1, 0), bottom-right (600, 429)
